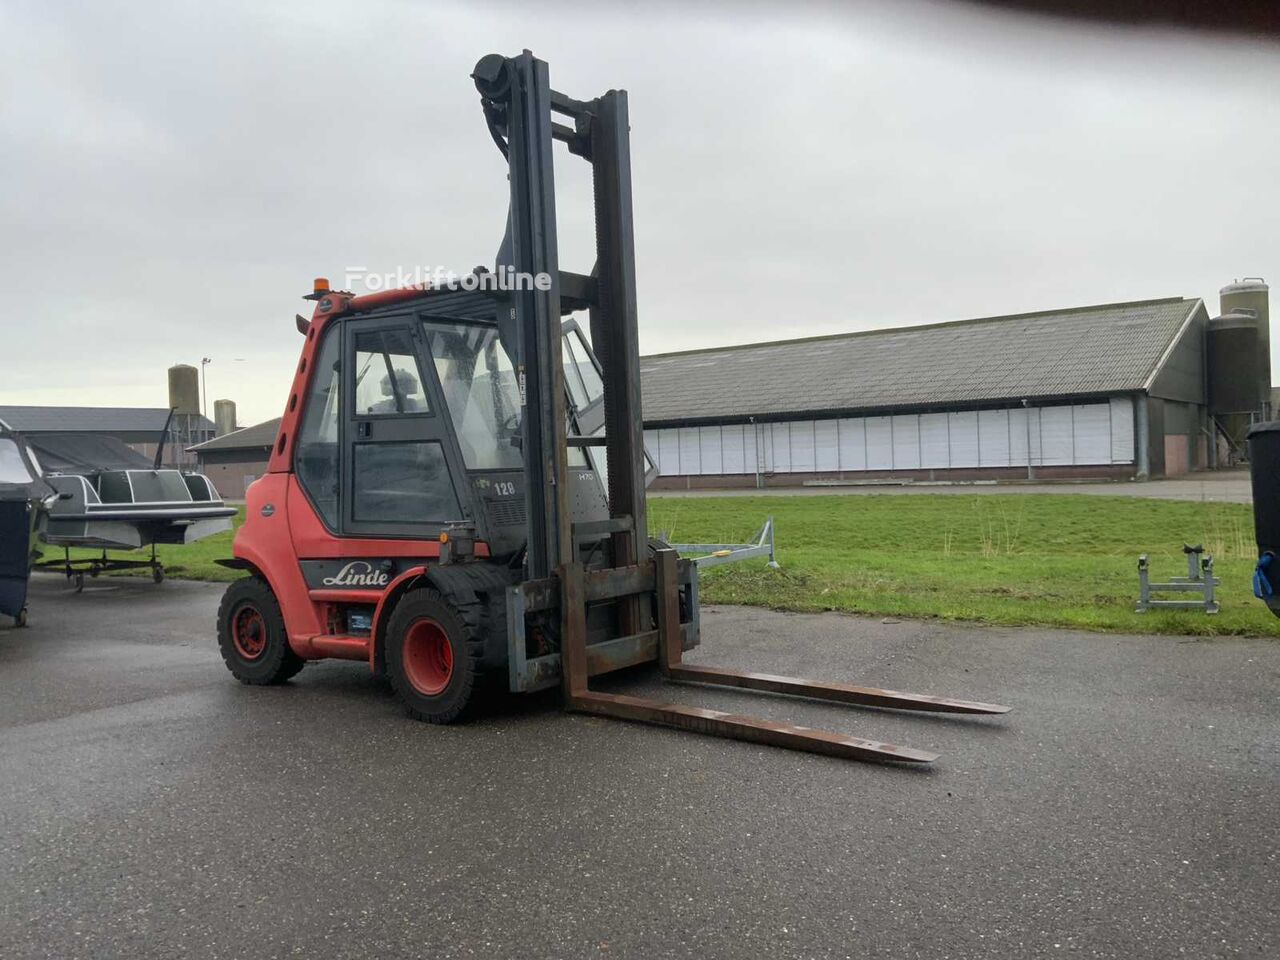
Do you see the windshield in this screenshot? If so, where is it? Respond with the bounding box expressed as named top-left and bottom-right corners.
top-left (562, 327), bottom-right (604, 413)
top-left (423, 321), bottom-right (524, 470)
top-left (0, 438), bottom-right (34, 484)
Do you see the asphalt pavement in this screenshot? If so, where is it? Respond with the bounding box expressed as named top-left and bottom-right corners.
top-left (1, 574), bottom-right (1277, 959)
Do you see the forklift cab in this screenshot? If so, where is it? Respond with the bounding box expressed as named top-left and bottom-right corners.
top-left (292, 289), bottom-right (613, 562)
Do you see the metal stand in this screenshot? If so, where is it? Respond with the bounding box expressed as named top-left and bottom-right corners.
top-left (1136, 544), bottom-right (1219, 614)
top-left (664, 516), bottom-right (780, 570)
top-left (35, 544), bottom-right (166, 592)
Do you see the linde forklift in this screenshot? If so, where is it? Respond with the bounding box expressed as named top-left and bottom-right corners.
top-left (216, 51), bottom-right (1008, 763)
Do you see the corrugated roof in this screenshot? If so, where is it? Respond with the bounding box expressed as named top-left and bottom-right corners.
top-left (0, 405), bottom-right (214, 434)
top-left (639, 297), bottom-right (1201, 424)
top-left (189, 418), bottom-right (282, 453)
top-left (181, 296), bottom-right (1204, 451)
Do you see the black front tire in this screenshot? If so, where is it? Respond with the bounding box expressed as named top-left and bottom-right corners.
top-left (217, 576), bottom-right (305, 685)
top-left (385, 588), bottom-right (481, 724)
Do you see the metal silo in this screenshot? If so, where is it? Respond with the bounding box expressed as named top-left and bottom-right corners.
top-left (213, 399), bottom-right (237, 437)
top-left (1219, 278), bottom-right (1270, 411)
top-left (1208, 312), bottom-right (1261, 414)
top-left (167, 365), bottom-right (201, 416)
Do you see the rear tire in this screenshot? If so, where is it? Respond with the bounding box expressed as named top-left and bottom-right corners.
top-left (385, 589), bottom-right (481, 724)
top-left (217, 576), bottom-right (305, 685)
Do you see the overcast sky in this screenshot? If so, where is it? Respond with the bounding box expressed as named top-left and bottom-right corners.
top-left (3, 0), bottom-right (1277, 427)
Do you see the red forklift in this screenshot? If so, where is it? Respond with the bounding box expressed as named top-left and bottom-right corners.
top-left (216, 51), bottom-right (1008, 763)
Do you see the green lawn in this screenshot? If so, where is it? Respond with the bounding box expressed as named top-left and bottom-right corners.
top-left (648, 494), bottom-right (1274, 638)
top-left (37, 494), bottom-right (1276, 637)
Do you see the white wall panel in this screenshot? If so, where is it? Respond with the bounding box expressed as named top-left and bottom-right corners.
top-left (1039, 407), bottom-right (1073, 466)
top-left (1072, 404), bottom-right (1112, 464)
top-left (866, 417), bottom-right (893, 469)
top-left (678, 428), bottom-right (702, 475)
top-left (815, 420), bottom-right (840, 471)
top-left (790, 420), bottom-right (816, 473)
top-left (657, 428), bottom-right (680, 476)
top-left (652, 397), bottom-right (1135, 476)
top-left (1008, 408), bottom-right (1030, 468)
top-left (699, 425), bottom-right (723, 475)
top-left (644, 430), bottom-right (660, 471)
top-left (892, 415), bottom-right (921, 469)
top-left (919, 413), bottom-right (950, 468)
top-left (1109, 397), bottom-right (1135, 463)
top-left (769, 422), bottom-right (791, 472)
top-left (744, 423), bottom-right (760, 474)
top-left (948, 411), bottom-right (979, 467)
top-left (978, 409), bottom-right (1011, 467)
top-left (838, 418), bottom-right (866, 470)
top-left (721, 424), bottom-right (746, 474)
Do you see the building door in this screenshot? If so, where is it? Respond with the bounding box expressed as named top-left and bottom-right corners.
top-left (1163, 434), bottom-right (1189, 477)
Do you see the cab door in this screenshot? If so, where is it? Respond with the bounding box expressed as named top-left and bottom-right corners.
top-left (341, 319), bottom-right (468, 539)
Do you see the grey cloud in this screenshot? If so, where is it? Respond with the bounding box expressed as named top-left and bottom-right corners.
top-left (1, 0), bottom-right (1276, 424)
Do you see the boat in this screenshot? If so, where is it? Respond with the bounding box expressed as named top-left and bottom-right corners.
top-left (26, 431), bottom-right (236, 589)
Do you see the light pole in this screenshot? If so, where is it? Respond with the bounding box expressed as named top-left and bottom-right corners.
top-left (200, 357), bottom-right (212, 437)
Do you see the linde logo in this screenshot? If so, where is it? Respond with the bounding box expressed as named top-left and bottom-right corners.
top-left (321, 561), bottom-right (390, 588)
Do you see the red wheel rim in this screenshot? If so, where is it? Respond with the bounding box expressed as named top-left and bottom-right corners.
top-left (232, 604), bottom-right (267, 661)
top-left (402, 618), bottom-right (453, 696)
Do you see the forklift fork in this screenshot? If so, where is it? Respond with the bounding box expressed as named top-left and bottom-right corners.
top-left (557, 550), bottom-right (1008, 765)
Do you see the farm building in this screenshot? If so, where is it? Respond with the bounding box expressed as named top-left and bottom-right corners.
top-left (640, 288), bottom-right (1267, 489)
top-left (190, 282), bottom-right (1271, 495)
top-left (0, 405), bottom-right (215, 469)
top-left (187, 418), bottom-right (282, 500)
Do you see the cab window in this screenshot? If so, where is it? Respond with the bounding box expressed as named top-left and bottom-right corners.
top-left (295, 327), bottom-right (341, 528)
top-left (354, 329), bottom-right (431, 416)
top-left (423, 321), bottom-right (524, 470)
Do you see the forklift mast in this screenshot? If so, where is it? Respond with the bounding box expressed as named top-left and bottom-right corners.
top-left (470, 51), bottom-right (1008, 762)
top-left (472, 51), bottom-right (647, 587)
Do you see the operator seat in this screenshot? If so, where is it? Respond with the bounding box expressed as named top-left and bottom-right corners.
top-left (369, 370), bottom-right (429, 415)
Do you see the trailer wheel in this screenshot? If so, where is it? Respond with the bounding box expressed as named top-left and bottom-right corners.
top-left (217, 577), bottom-right (305, 685)
top-left (385, 589), bottom-right (480, 724)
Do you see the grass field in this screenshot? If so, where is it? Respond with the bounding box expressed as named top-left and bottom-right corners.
top-left (36, 494), bottom-right (1277, 637)
top-left (648, 493), bottom-right (1274, 637)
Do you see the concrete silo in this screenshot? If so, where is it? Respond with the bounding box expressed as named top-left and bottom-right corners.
top-left (166, 365), bottom-right (203, 467)
top-left (213, 400), bottom-right (237, 437)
